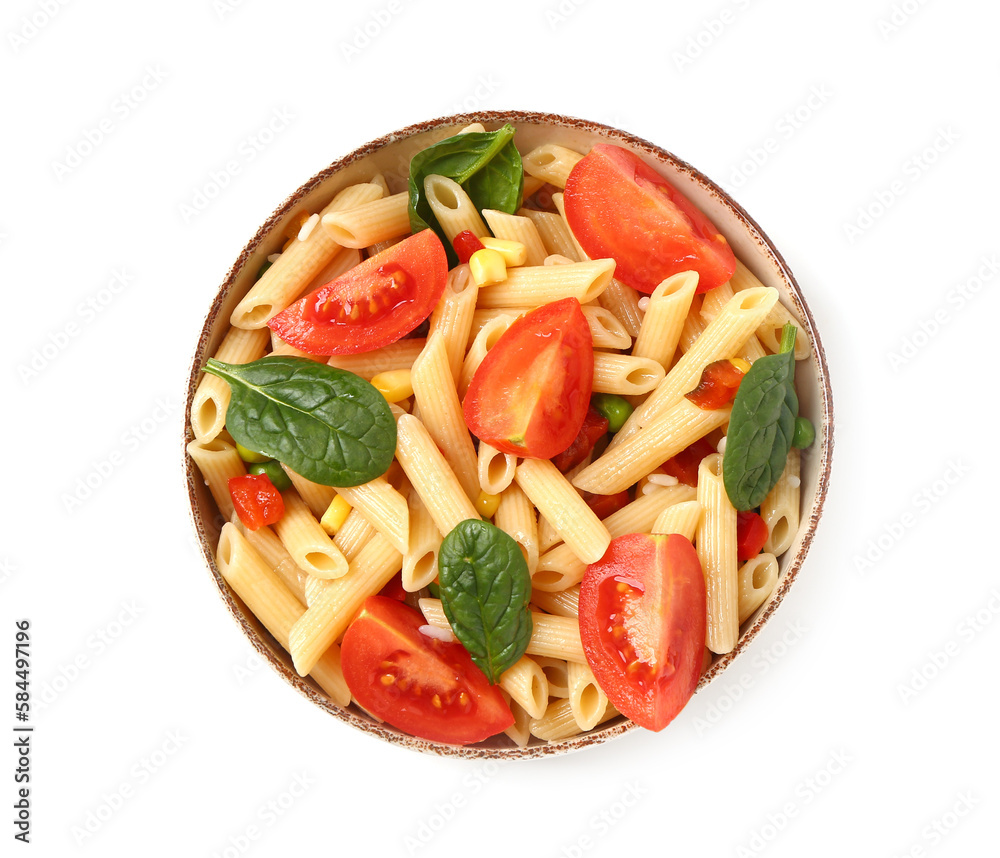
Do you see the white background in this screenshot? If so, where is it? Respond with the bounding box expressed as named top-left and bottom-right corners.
top-left (3, 0), bottom-right (997, 855)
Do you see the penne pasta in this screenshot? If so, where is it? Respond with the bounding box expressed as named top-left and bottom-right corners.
top-left (738, 553), bottom-right (779, 624)
top-left (762, 447), bottom-right (800, 556)
top-left (696, 454), bottom-right (739, 654)
top-left (320, 192), bottom-right (410, 249)
top-left (191, 327), bottom-right (269, 441)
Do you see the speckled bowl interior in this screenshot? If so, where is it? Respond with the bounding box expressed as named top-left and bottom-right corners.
top-left (184, 110), bottom-right (834, 759)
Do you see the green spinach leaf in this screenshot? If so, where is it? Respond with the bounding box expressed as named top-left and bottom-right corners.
top-left (203, 356), bottom-right (397, 487)
top-left (408, 124), bottom-right (524, 264)
top-left (722, 324), bottom-right (799, 511)
top-left (437, 519), bottom-right (532, 685)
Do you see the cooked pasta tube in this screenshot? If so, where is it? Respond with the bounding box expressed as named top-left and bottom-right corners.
top-left (738, 553), bottom-right (779, 624)
top-left (519, 208), bottom-right (581, 260)
top-left (700, 280), bottom-right (767, 362)
top-left (427, 264), bottom-right (477, 383)
top-left (533, 486), bottom-right (696, 591)
top-left (530, 585), bottom-right (580, 619)
top-left (327, 338), bottom-right (425, 380)
top-left (319, 192), bottom-right (410, 249)
top-left (289, 533), bottom-right (403, 675)
top-left (503, 696), bottom-right (533, 748)
top-left (494, 481), bottom-right (539, 575)
top-left (514, 459), bottom-right (610, 566)
top-left (187, 437), bottom-right (246, 521)
top-left (333, 507), bottom-right (377, 562)
top-left (329, 476), bottom-right (409, 556)
top-left (762, 447), bottom-right (800, 556)
top-left (592, 351), bottom-right (665, 396)
top-left (610, 286), bottom-right (778, 447)
top-left (533, 657), bottom-right (570, 698)
top-left (281, 467), bottom-right (336, 519)
top-left (631, 271), bottom-right (698, 370)
top-left (230, 182), bottom-right (382, 329)
top-left (402, 492), bottom-right (441, 593)
top-left (521, 143), bottom-right (584, 189)
top-left (477, 441), bottom-right (517, 495)
top-left (474, 258), bottom-right (615, 308)
top-left (529, 699), bottom-right (620, 742)
top-left (598, 279), bottom-right (644, 339)
top-left (482, 209), bottom-right (548, 266)
top-left (459, 315), bottom-right (515, 398)
top-left (410, 331), bottom-right (479, 501)
top-left (216, 523), bottom-right (350, 706)
top-left (395, 414), bottom-right (479, 536)
top-left (419, 599), bottom-right (585, 664)
top-left (696, 454), bottom-right (739, 654)
top-left (568, 659), bottom-right (609, 731)
top-left (191, 327), bottom-right (269, 441)
top-left (729, 261), bottom-right (810, 359)
top-left (582, 306), bottom-right (632, 350)
top-left (651, 499), bottom-right (703, 541)
top-left (499, 656), bottom-right (549, 720)
top-left (234, 519), bottom-right (308, 606)
top-left (572, 400), bottom-right (731, 496)
top-left (273, 491), bottom-right (349, 580)
top-left (423, 175), bottom-right (490, 241)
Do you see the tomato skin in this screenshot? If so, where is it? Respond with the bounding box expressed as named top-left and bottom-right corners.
top-left (228, 474), bottom-right (285, 531)
top-left (341, 596), bottom-right (514, 745)
top-left (463, 298), bottom-right (594, 459)
top-left (268, 229), bottom-right (448, 355)
top-left (662, 438), bottom-right (717, 487)
top-left (583, 489), bottom-right (630, 519)
top-left (564, 144), bottom-right (736, 295)
top-left (551, 406), bottom-right (608, 472)
top-left (579, 533), bottom-right (706, 731)
top-left (737, 511), bottom-right (769, 562)
top-left (685, 359), bottom-right (746, 410)
top-left (452, 229), bottom-right (484, 264)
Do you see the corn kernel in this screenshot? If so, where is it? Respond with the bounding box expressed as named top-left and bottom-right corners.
top-left (480, 237), bottom-right (527, 267)
top-left (371, 369), bottom-right (413, 403)
top-left (469, 248), bottom-right (507, 286)
top-left (475, 490), bottom-right (501, 519)
top-left (730, 357), bottom-right (752, 375)
top-left (320, 495), bottom-right (352, 535)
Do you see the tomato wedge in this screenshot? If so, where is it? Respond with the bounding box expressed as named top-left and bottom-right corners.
top-left (268, 229), bottom-right (448, 355)
top-left (579, 533), bottom-right (706, 731)
top-left (551, 406), bottom-right (608, 472)
top-left (341, 596), bottom-right (514, 745)
top-left (563, 144), bottom-right (736, 295)
top-left (463, 298), bottom-right (593, 459)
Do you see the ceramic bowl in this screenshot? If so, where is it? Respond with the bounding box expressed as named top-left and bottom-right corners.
top-left (184, 110), bottom-right (834, 759)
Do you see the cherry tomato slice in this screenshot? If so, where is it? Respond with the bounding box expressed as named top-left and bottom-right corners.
top-left (685, 359), bottom-right (746, 410)
top-left (579, 533), bottom-right (706, 731)
top-left (268, 229), bottom-right (448, 355)
top-left (563, 144), bottom-right (736, 295)
top-left (551, 406), bottom-right (608, 472)
top-left (463, 298), bottom-right (594, 459)
top-left (228, 474), bottom-right (285, 531)
top-left (737, 511), bottom-right (769, 562)
top-left (341, 596), bottom-right (514, 745)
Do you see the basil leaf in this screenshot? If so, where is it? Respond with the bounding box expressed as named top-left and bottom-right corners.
top-left (722, 325), bottom-right (799, 511)
top-left (438, 519), bottom-right (533, 685)
top-left (408, 124), bottom-right (524, 265)
top-left (203, 356), bottom-right (397, 487)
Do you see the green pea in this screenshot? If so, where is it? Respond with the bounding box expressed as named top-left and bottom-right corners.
top-left (591, 393), bottom-right (634, 433)
top-left (235, 442), bottom-right (270, 464)
top-left (792, 416), bottom-right (815, 449)
top-left (248, 459), bottom-right (292, 491)
top-left (255, 260), bottom-right (273, 281)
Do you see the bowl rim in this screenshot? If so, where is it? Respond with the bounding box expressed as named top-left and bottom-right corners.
top-left (184, 109), bottom-right (834, 760)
